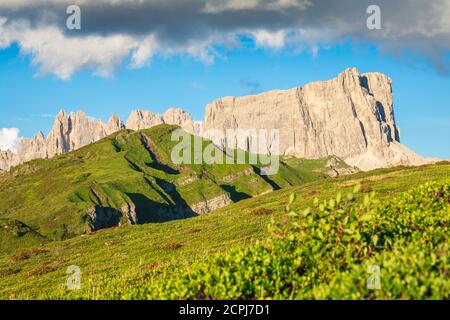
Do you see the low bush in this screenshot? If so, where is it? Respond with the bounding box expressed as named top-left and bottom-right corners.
top-left (51, 182), bottom-right (450, 300)
top-left (131, 182), bottom-right (449, 299)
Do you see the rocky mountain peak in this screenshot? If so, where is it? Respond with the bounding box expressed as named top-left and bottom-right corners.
top-left (126, 108), bottom-right (197, 134)
top-left (36, 131), bottom-right (45, 142)
top-left (0, 68), bottom-right (433, 172)
top-left (202, 68), bottom-right (429, 170)
top-left (56, 109), bottom-right (67, 119)
top-left (127, 110), bottom-right (164, 131)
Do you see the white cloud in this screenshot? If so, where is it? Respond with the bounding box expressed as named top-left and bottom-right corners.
top-left (0, 128), bottom-right (21, 152)
top-left (0, 19), bottom-right (144, 79)
top-left (130, 35), bottom-right (158, 69)
top-left (252, 29), bottom-right (287, 49)
top-left (0, 16), bottom-right (217, 79)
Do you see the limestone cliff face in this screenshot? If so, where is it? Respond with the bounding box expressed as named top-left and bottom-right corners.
top-left (0, 68), bottom-right (431, 171)
top-left (45, 111), bottom-right (124, 157)
top-left (202, 68), bottom-right (429, 171)
top-left (0, 108), bottom-right (198, 171)
top-left (126, 110), bottom-right (164, 131)
top-left (0, 111), bottom-right (126, 171)
top-left (0, 150), bottom-right (17, 171)
top-left (127, 108), bottom-right (197, 134)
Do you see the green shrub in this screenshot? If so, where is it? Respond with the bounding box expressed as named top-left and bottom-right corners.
top-left (128, 182), bottom-right (449, 300)
top-left (50, 182), bottom-right (450, 300)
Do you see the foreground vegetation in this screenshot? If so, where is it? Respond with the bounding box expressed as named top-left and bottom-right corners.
top-left (1, 161), bottom-right (449, 299)
top-left (47, 181), bottom-right (449, 299)
top-left (144, 182), bottom-right (449, 299)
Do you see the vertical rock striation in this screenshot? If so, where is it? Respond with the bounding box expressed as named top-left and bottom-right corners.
top-left (126, 107), bottom-right (196, 134)
top-left (0, 108), bottom-right (199, 171)
top-left (202, 68), bottom-right (429, 170)
top-left (0, 111), bottom-right (126, 171)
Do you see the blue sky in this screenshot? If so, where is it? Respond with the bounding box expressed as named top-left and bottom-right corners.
top-left (0, 0), bottom-right (450, 159)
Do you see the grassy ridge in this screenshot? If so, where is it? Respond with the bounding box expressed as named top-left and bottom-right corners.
top-left (0, 125), bottom-right (342, 243)
top-left (0, 219), bottom-right (48, 256)
top-left (1, 161), bottom-right (449, 299)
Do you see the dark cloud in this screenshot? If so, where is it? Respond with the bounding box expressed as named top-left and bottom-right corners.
top-left (1, 0), bottom-right (449, 77)
top-left (2, 0), bottom-right (311, 44)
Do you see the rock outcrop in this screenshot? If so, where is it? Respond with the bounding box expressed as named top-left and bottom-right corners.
top-left (0, 108), bottom-right (199, 171)
top-left (86, 206), bottom-right (122, 232)
top-left (45, 111), bottom-right (124, 157)
top-left (324, 156), bottom-right (360, 177)
top-left (126, 110), bottom-right (164, 131)
top-left (0, 150), bottom-right (17, 171)
top-left (0, 111), bottom-right (126, 171)
top-left (127, 108), bottom-right (197, 135)
top-left (190, 194), bottom-right (233, 215)
top-left (201, 68), bottom-right (431, 171)
top-left (0, 68), bottom-right (433, 172)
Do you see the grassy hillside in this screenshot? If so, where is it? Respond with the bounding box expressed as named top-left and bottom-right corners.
top-left (134, 181), bottom-right (449, 299)
top-left (1, 161), bottom-right (449, 299)
top-left (0, 219), bottom-right (48, 256)
top-left (0, 125), bottom-right (345, 245)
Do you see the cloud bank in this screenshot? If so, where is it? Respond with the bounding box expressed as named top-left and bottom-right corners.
top-left (0, 128), bottom-right (21, 152)
top-left (0, 0), bottom-right (449, 79)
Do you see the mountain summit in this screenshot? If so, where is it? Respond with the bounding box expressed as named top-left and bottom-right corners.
top-left (0, 68), bottom-right (432, 172)
top-left (202, 68), bottom-right (431, 170)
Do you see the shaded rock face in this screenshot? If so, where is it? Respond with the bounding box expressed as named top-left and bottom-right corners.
top-left (85, 193), bottom-right (231, 232)
top-left (202, 68), bottom-right (430, 171)
top-left (121, 202), bottom-right (138, 225)
top-left (86, 206), bottom-right (123, 232)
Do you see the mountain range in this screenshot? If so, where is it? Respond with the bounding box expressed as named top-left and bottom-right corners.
top-left (0, 68), bottom-right (432, 172)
